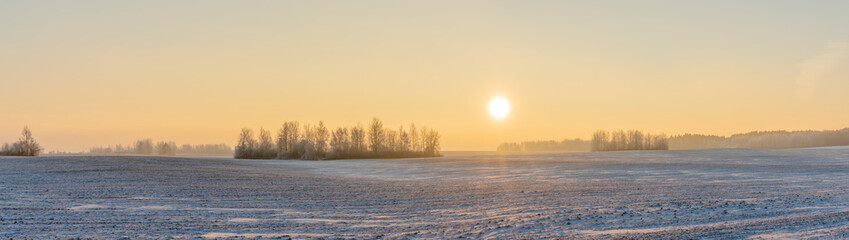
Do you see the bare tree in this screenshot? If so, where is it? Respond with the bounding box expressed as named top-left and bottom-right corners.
top-left (423, 129), bottom-right (441, 155)
top-left (350, 124), bottom-right (366, 153)
top-left (276, 123), bottom-right (287, 158)
top-left (653, 134), bottom-right (669, 150)
top-left (258, 127), bottom-right (275, 159)
top-left (286, 122), bottom-right (301, 158)
top-left (628, 130), bottom-right (644, 150)
top-left (384, 130), bottom-right (397, 153)
top-left (20, 126), bottom-right (42, 156)
top-left (135, 139), bottom-right (154, 155)
top-left (234, 128), bottom-right (255, 159)
top-left (368, 118), bottom-right (384, 154)
top-left (276, 121), bottom-right (300, 158)
top-left (330, 127), bottom-right (350, 159)
top-left (156, 141), bottom-right (177, 156)
top-left (314, 121), bottom-right (329, 159)
top-left (591, 130), bottom-right (609, 152)
top-left (610, 130), bottom-right (626, 151)
top-left (300, 124), bottom-right (318, 160)
top-left (0, 143), bottom-right (10, 155)
top-left (643, 133), bottom-right (654, 150)
top-left (398, 126), bottom-right (410, 153)
top-left (409, 123), bottom-right (419, 152)
top-left (419, 126), bottom-right (429, 153)
top-left (1, 126), bottom-right (43, 156)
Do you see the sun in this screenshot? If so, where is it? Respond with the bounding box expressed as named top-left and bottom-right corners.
top-left (489, 97), bottom-right (510, 119)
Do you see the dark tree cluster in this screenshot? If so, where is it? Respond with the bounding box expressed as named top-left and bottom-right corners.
top-left (668, 128), bottom-right (849, 150)
top-left (90, 140), bottom-right (230, 156)
top-left (591, 130), bottom-right (669, 151)
top-left (497, 139), bottom-right (590, 152)
top-left (0, 126), bottom-right (43, 157)
top-left (235, 118), bottom-right (441, 160)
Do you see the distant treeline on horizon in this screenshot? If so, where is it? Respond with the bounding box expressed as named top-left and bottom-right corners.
top-left (89, 140), bottom-right (232, 156)
top-left (497, 128), bottom-right (849, 152)
top-left (235, 118), bottom-right (441, 160)
top-left (497, 130), bottom-right (668, 152)
top-left (668, 128), bottom-right (849, 150)
top-left (591, 130), bottom-right (669, 151)
top-left (496, 139), bottom-right (589, 152)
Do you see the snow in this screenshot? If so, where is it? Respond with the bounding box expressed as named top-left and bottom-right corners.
top-left (227, 218), bottom-right (260, 223)
top-left (2, 148), bottom-right (849, 238)
top-left (68, 204), bottom-right (108, 210)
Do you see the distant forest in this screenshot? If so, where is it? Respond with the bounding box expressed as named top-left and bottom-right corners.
top-left (669, 128), bottom-right (849, 150)
top-left (90, 140), bottom-right (231, 156)
top-left (591, 130), bottom-right (669, 151)
top-left (497, 130), bottom-right (668, 152)
top-left (497, 128), bottom-right (849, 152)
top-left (235, 118), bottom-right (441, 160)
top-left (496, 139), bottom-right (589, 152)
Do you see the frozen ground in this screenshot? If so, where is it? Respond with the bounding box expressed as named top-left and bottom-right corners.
top-left (2, 149), bottom-right (849, 239)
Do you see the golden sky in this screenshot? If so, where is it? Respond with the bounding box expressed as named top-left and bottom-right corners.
top-left (2, 1), bottom-right (849, 152)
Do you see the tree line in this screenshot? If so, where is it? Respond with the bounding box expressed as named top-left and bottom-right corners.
top-left (235, 118), bottom-right (441, 160)
top-left (496, 130), bottom-right (669, 152)
top-left (0, 126), bottom-right (43, 156)
top-left (497, 127), bottom-right (849, 152)
top-left (90, 140), bottom-right (231, 156)
top-left (668, 128), bottom-right (849, 150)
top-left (496, 139), bottom-right (589, 152)
top-left (591, 130), bottom-right (669, 151)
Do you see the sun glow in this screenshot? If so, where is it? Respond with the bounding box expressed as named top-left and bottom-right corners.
top-left (489, 97), bottom-right (510, 119)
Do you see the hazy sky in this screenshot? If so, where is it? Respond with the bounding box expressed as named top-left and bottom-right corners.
top-left (2, 1), bottom-right (849, 152)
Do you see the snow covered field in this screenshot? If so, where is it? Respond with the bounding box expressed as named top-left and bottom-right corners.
top-left (3, 149), bottom-right (849, 239)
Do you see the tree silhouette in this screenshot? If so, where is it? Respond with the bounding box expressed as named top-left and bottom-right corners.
top-left (135, 139), bottom-right (154, 155)
top-left (0, 126), bottom-right (42, 156)
top-left (590, 130), bottom-right (668, 151)
top-left (234, 128), bottom-right (255, 159)
top-left (369, 118), bottom-right (385, 154)
top-left (350, 124), bottom-right (366, 153)
top-left (235, 118), bottom-right (442, 160)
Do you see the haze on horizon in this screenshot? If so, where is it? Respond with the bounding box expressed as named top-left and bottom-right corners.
top-left (2, 1), bottom-right (849, 152)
